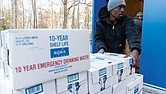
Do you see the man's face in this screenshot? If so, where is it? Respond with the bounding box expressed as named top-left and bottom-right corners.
top-left (110, 5), bottom-right (125, 19)
top-left (137, 14), bottom-right (143, 21)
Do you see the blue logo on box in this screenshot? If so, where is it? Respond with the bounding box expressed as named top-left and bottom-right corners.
top-left (25, 84), bottom-right (43, 94)
top-left (117, 63), bottom-right (124, 69)
top-left (67, 73), bottom-right (79, 83)
top-left (50, 47), bottom-right (69, 58)
top-left (99, 68), bottom-right (107, 76)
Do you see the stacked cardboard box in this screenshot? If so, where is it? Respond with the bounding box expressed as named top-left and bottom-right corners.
top-left (0, 29), bottom-right (90, 94)
top-left (88, 53), bottom-right (143, 94)
top-left (0, 29), bottom-right (143, 94)
top-left (0, 71), bottom-right (88, 94)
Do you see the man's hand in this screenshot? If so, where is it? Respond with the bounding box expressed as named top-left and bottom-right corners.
top-left (98, 48), bottom-right (105, 54)
top-left (130, 49), bottom-right (139, 67)
top-left (124, 49), bottom-right (139, 67)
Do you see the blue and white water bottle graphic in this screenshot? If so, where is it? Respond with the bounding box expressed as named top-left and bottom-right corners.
top-left (98, 68), bottom-right (107, 91)
top-left (117, 63), bottom-right (124, 82)
top-left (67, 73), bottom-right (81, 94)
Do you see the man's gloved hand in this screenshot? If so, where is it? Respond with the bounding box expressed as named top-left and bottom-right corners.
top-left (98, 49), bottom-right (105, 54)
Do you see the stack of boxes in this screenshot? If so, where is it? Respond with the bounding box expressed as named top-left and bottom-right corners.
top-left (88, 53), bottom-right (143, 94)
top-left (0, 29), bottom-right (143, 94)
top-left (0, 29), bottom-right (90, 94)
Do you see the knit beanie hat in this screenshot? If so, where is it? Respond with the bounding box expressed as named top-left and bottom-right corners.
top-left (107, 0), bottom-right (126, 11)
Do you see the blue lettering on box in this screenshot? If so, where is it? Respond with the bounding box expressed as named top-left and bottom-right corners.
top-left (50, 47), bottom-right (69, 58)
top-left (99, 68), bottom-right (107, 76)
top-left (67, 73), bottom-right (79, 83)
top-left (15, 36), bottom-right (38, 46)
top-left (25, 84), bottom-right (43, 94)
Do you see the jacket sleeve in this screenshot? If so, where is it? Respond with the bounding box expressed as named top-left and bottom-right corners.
top-left (94, 20), bottom-right (107, 51)
top-left (125, 17), bottom-right (142, 55)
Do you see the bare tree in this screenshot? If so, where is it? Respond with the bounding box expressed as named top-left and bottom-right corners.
top-left (14, 0), bottom-right (18, 28)
top-left (21, 0), bottom-right (25, 28)
top-left (61, 0), bottom-right (68, 29)
top-left (27, 2), bottom-right (32, 28)
top-left (58, 5), bottom-right (63, 28)
top-left (11, 0), bottom-right (18, 29)
top-left (76, 0), bottom-right (80, 29)
top-left (1, 0), bottom-right (92, 30)
top-left (38, 0), bottom-right (43, 28)
top-left (50, 0), bottom-right (54, 28)
top-left (31, 0), bottom-right (37, 28)
top-left (8, 0), bottom-right (11, 29)
top-left (71, 0), bottom-right (76, 28)
top-left (84, 0), bottom-right (91, 29)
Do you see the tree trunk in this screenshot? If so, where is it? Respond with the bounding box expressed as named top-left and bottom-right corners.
top-left (62, 0), bottom-right (68, 29)
top-left (51, 0), bottom-right (54, 28)
top-left (35, 0), bottom-right (37, 28)
top-left (84, 0), bottom-right (90, 29)
top-left (11, 0), bottom-right (15, 28)
top-left (22, 0), bottom-right (25, 28)
top-left (14, 0), bottom-right (17, 28)
top-left (28, 3), bottom-right (32, 28)
top-left (32, 0), bottom-right (37, 28)
top-left (71, 0), bottom-right (76, 29)
top-left (77, 0), bottom-right (80, 29)
top-left (8, 0), bottom-right (11, 29)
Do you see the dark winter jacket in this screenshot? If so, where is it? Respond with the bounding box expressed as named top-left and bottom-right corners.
top-left (133, 17), bottom-right (142, 39)
top-left (94, 10), bottom-right (141, 54)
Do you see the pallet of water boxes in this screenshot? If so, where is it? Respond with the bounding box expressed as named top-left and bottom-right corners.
top-left (0, 29), bottom-right (143, 94)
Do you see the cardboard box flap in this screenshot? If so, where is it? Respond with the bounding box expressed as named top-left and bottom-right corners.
top-left (104, 52), bottom-right (134, 64)
top-left (90, 53), bottom-right (110, 62)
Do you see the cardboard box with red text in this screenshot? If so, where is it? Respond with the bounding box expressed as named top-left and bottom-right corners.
top-left (0, 29), bottom-right (90, 89)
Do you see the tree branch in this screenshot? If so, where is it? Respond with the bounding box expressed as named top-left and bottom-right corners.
top-left (67, 2), bottom-right (91, 11)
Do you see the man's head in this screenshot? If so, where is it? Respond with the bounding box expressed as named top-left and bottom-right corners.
top-left (136, 12), bottom-right (143, 21)
top-left (107, 0), bottom-right (126, 20)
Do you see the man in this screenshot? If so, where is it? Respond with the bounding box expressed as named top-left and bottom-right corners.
top-left (94, 0), bottom-right (141, 66)
top-left (136, 12), bottom-right (143, 21)
top-left (133, 17), bottom-right (142, 39)
top-left (133, 12), bottom-right (143, 39)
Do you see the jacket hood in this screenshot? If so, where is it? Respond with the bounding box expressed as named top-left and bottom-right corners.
top-left (98, 6), bottom-right (110, 20)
